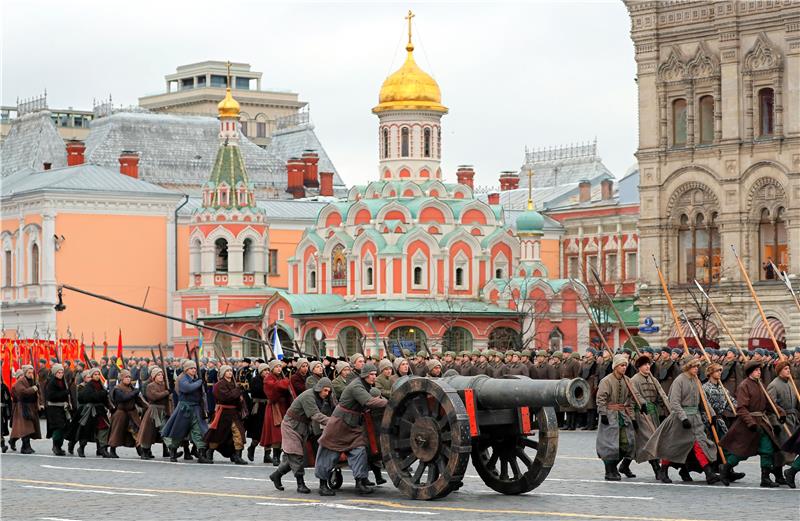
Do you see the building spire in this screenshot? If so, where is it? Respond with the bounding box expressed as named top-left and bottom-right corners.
top-left (405, 10), bottom-right (415, 52)
top-left (527, 166), bottom-right (534, 211)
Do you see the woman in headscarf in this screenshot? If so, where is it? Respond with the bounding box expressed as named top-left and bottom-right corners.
top-left (44, 363), bottom-right (71, 456)
top-left (10, 365), bottom-right (42, 454)
top-left (137, 367), bottom-right (172, 459)
top-left (204, 364), bottom-right (248, 464)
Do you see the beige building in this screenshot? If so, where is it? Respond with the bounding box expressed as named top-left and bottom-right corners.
top-left (138, 61), bottom-right (306, 148)
top-left (625, 1), bottom-right (800, 350)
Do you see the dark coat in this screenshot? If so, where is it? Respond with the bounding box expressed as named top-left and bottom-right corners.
top-left (319, 377), bottom-right (387, 452)
top-left (1, 382), bottom-right (11, 436)
top-left (204, 379), bottom-right (245, 456)
top-left (259, 372), bottom-right (290, 446)
top-left (11, 376), bottom-right (41, 439)
top-left (720, 376), bottom-right (784, 458)
top-left (161, 374), bottom-right (208, 441)
top-left (45, 376), bottom-right (71, 437)
top-left (289, 371), bottom-right (307, 396)
top-left (246, 372), bottom-right (267, 440)
top-left (76, 380), bottom-right (110, 442)
top-left (108, 383), bottom-right (145, 448)
top-left (137, 380), bottom-right (171, 447)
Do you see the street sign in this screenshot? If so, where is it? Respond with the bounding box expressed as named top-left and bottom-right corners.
top-left (640, 316), bottom-right (660, 334)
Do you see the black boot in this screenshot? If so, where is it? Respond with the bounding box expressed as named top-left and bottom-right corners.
top-left (566, 412), bottom-right (576, 431)
top-left (52, 440), bottom-right (66, 456)
top-left (197, 448), bottom-right (214, 464)
top-left (141, 447), bottom-right (155, 460)
top-left (67, 440), bottom-right (75, 455)
top-left (162, 444), bottom-right (170, 458)
top-left (232, 449), bottom-right (248, 465)
top-left (784, 467), bottom-right (798, 489)
top-left (760, 468), bottom-right (779, 488)
top-left (319, 479), bottom-right (335, 496)
top-left (604, 461), bottom-right (621, 481)
top-left (272, 448), bottom-right (281, 467)
top-left (355, 477), bottom-right (374, 495)
top-left (372, 464), bottom-right (387, 485)
top-left (102, 446), bottom-right (112, 458)
top-left (269, 462), bottom-right (290, 490)
top-left (247, 441), bottom-right (257, 462)
top-left (109, 447), bottom-right (119, 459)
top-left (263, 449), bottom-right (272, 464)
top-left (703, 465), bottom-right (720, 485)
top-left (618, 458), bottom-right (636, 478)
top-left (678, 466), bottom-right (693, 482)
top-left (657, 463), bottom-right (672, 483)
top-left (1, 437), bottom-right (7, 453)
top-left (183, 443), bottom-right (194, 461)
top-left (136, 446), bottom-right (143, 457)
top-left (296, 475), bottom-right (311, 494)
top-left (21, 437), bottom-right (34, 454)
top-left (77, 442), bottom-right (86, 458)
top-left (772, 466), bottom-right (787, 486)
top-left (169, 447), bottom-right (179, 462)
top-left (190, 444), bottom-right (198, 457)
top-left (649, 460), bottom-right (660, 479)
top-left (97, 445), bottom-right (106, 457)
top-left (9, 438), bottom-right (17, 451)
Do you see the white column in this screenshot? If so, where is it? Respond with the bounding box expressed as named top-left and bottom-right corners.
top-left (16, 217), bottom-right (24, 288)
top-left (201, 245), bottom-right (215, 286)
top-left (41, 211), bottom-right (57, 302)
top-left (227, 244), bottom-right (244, 287)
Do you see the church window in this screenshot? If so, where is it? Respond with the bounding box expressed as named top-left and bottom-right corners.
top-left (455, 267), bottom-right (464, 287)
top-left (243, 238), bottom-right (253, 273)
top-left (437, 127), bottom-right (441, 157)
top-left (698, 95), bottom-right (714, 144)
top-left (488, 327), bottom-right (520, 352)
top-left (625, 252), bottom-right (638, 280)
top-left (759, 207), bottom-right (788, 280)
top-left (758, 88), bottom-right (774, 137)
top-left (548, 328), bottom-right (564, 351)
top-left (4, 250), bottom-right (11, 287)
top-left (672, 98), bottom-right (687, 146)
top-left (401, 127), bottom-right (410, 157)
top-left (567, 256), bottom-right (579, 279)
top-left (30, 243), bottom-right (39, 285)
top-left (586, 255), bottom-right (599, 280)
top-left (331, 244), bottom-right (347, 287)
top-left (268, 249), bottom-right (279, 275)
top-left (256, 122), bottom-right (267, 138)
top-left (215, 238), bottom-right (229, 273)
top-left (443, 327), bottom-right (473, 353)
top-left (423, 128), bottom-right (431, 157)
top-left (363, 254), bottom-right (374, 290)
top-left (366, 266), bottom-right (373, 287)
top-left (678, 212), bottom-right (720, 284)
top-left (337, 327), bottom-right (364, 357)
top-left (605, 253), bottom-right (618, 282)
top-left (308, 269), bottom-right (317, 290)
top-left (413, 266), bottom-right (423, 286)
top-left (382, 128), bottom-right (389, 159)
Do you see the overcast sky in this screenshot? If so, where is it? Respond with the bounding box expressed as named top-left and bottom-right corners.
top-left (2, 0), bottom-right (638, 188)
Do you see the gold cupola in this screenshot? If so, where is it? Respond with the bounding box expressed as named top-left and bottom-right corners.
top-left (373, 11), bottom-right (448, 114)
top-left (217, 61), bottom-right (241, 119)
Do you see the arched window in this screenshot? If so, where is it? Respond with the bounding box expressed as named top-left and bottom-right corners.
top-left (401, 127), bottom-right (410, 157)
top-left (488, 327), bottom-right (520, 352)
top-left (388, 326), bottom-right (427, 353)
top-left (337, 327), bottom-right (364, 357)
top-left (3, 249), bottom-right (11, 287)
top-left (455, 267), bottom-right (464, 287)
top-left (331, 244), bottom-right (347, 287)
top-left (30, 243), bottom-right (39, 285)
top-left (759, 207), bottom-right (788, 279)
top-left (215, 238), bottom-right (228, 272)
top-left (423, 128), bottom-right (431, 157)
top-left (678, 212), bottom-right (720, 284)
top-left (672, 98), bottom-right (687, 146)
top-left (215, 331), bottom-right (232, 359)
top-left (243, 238), bottom-right (253, 273)
top-left (442, 327), bottom-right (473, 353)
top-left (495, 268), bottom-right (504, 279)
top-left (382, 128), bottom-right (389, 159)
top-left (758, 88), bottom-right (774, 137)
top-left (308, 269), bottom-right (317, 290)
top-left (243, 329), bottom-right (261, 358)
top-left (413, 266), bottom-right (423, 286)
top-left (549, 328), bottom-right (564, 351)
top-left (698, 95), bottom-right (714, 144)
top-left (366, 266), bottom-right (373, 287)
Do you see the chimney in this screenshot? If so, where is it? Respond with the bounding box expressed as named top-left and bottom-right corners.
top-left (66, 140), bottom-right (86, 166)
top-left (499, 171), bottom-right (520, 191)
top-left (119, 151), bottom-right (140, 178)
top-left (456, 165), bottom-right (475, 190)
top-left (578, 179), bottom-right (591, 203)
top-left (601, 179), bottom-right (614, 201)
top-left (319, 171), bottom-right (334, 197)
top-left (301, 150), bottom-right (319, 188)
top-left (286, 158), bottom-right (306, 199)
top-left (487, 192), bottom-right (500, 205)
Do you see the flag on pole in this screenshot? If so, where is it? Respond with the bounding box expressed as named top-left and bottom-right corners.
top-left (1, 341), bottom-right (11, 389)
top-left (102, 339), bottom-right (108, 358)
top-left (91, 341), bottom-right (96, 361)
top-left (272, 324), bottom-right (283, 361)
top-left (198, 331), bottom-right (204, 358)
top-left (116, 329), bottom-right (124, 369)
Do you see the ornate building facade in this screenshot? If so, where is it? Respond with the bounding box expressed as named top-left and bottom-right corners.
top-left (626, 1), bottom-right (800, 349)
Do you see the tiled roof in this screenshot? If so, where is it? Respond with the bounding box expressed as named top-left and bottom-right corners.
top-left (179, 196), bottom-right (327, 220)
top-left (266, 121), bottom-right (345, 187)
top-left (1, 111), bottom-right (68, 176)
top-left (282, 293), bottom-right (519, 317)
top-left (1, 163), bottom-right (178, 198)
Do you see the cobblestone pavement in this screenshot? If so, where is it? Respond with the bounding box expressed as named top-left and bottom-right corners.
top-left (1, 429), bottom-right (797, 521)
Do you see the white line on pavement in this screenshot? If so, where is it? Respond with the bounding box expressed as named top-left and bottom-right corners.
top-left (545, 477), bottom-right (799, 492)
top-left (22, 485), bottom-right (156, 497)
top-left (39, 518), bottom-right (84, 521)
top-left (255, 501), bottom-right (438, 515)
top-left (532, 492), bottom-right (654, 500)
top-left (40, 464), bottom-right (143, 474)
top-left (224, 476), bottom-right (268, 482)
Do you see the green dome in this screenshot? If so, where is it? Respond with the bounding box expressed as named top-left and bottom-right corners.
top-left (516, 209), bottom-right (544, 233)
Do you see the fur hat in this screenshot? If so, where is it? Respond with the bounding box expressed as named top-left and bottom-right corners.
top-left (392, 357), bottom-right (407, 371)
top-left (774, 360), bottom-right (790, 375)
top-left (705, 363), bottom-right (723, 378)
top-left (86, 367), bottom-right (101, 378)
top-left (314, 377), bottom-right (333, 392)
top-left (335, 361), bottom-right (350, 374)
top-left (296, 357), bottom-right (309, 368)
top-left (360, 363), bottom-right (378, 377)
top-left (350, 353), bottom-right (365, 364)
top-left (182, 360), bottom-right (197, 371)
top-left (426, 359), bottom-right (443, 373)
top-left (219, 365), bottom-right (233, 378)
top-left (119, 369), bottom-right (132, 380)
top-left (744, 360), bottom-right (762, 376)
top-left (51, 363), bottom-right (64, 375)
top-left (612, 354), bottom-right (628, 368)
top-left (149, 367), bottom-right (163, 380)
top-left (681, 358), bottom-right (701, 372)
top-left (268, 359), bottom-right (283, 372)
top-left (258, 363), bottom-right (270, 374)
top-left (378, 359), bottom-right (393, 372)
top-left (635, 355), bottom-right (652, 369)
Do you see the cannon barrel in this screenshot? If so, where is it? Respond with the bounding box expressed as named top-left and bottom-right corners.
top-left (440, 375), bottom-right (589, 410)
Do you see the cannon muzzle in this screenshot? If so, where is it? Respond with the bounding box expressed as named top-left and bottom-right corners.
top-left (440, 375), bottom-right (589, 410)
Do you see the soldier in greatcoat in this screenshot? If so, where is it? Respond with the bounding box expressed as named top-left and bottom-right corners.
top-left (767, 360), bottom-right (798, 486)
top-left (580, 349), bottom-right (599, 430)
top-left (10, 365), bottom-right (42, 454)
top-left (390, 357), bottom-right (410, 385)
top-left (161, 360), bottom-right (213, 464)
top-left (560, 350), bottom-right (582, 430)
top-left (247, 363), bottom-right (271, 463)
top-left (595, 355), bottom-right (636, 481)
top-left (642, 358), bottom-right (720, 485)
top-left (44, 363), bottom-right (71, 456)
top-left (108, 369), bottom-right (147, 458)
top-left (375, 359), bottom-right (394, 398)
top-left (75, 368), bottom-right (111, 457)
top-left (628, 355), bottom-right (669, 479)
top-left (137, 367), bottom-right (172, 459)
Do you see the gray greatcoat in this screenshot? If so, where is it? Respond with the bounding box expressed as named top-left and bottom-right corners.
top-left (642, 372), bottom-right (717, 464)
top-left (318, 376), bottom-right (387, 453)
top-left (281, 385), bottom-right (330, 456)
top-left (767, 376), bottom-right (799, 463)
top-left (629, 372), bottom-right (669, 462)
top-left (595, 373), bottom-right (636, 461)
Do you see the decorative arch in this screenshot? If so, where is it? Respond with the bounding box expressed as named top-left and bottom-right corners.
top-left (666, 180), bottom-right (721, 222)
top-left (204, 226), bottom-right (237, 247)
top-left (657, 46), bottom-right (687, 83)
top-left (375, 201), bottom-right (412, 225)
top-left (418, 199), bottom-right (453, 224)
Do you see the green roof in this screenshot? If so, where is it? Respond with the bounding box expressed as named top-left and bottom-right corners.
top-left (199, 307), bottom-right (264, 321)
top-left (287, 296), bottom-right (520, 317)
top-left (207, 144), bottom-right (249, 194)
top-left (516, 209), bottom-right (545, 232)
top-left (590, 297), bottom-right (639, 327)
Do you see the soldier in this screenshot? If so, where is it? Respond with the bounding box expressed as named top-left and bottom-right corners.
top-left (529, 350), bottom-right (549, 380)
top-left (596, 355), bottom-right (636, 481)
top-left (441, 352), bottom-right (456, 373)
top-left (391, 357), bottom-right (410, 385)
top-left (137, 367), bottom-right (172, 459)
top-left (411, 351), bottom-right (428, 376)
top-left (702, 363), bottom-right (736, 438)
top-left (426, 359), bottom-right (443, 378)
top-left (108, 370), bottom-right (147, 458)
top-left (458, 351), bottom-right (473, 376)
top-left (161, 360), bottom-right (213, 464)
top-left (315, 364), bottom-right (388, 496)
top-left (204, 365), bottom-right (248, 465)
top-left (471, 350), bottom-right (489, 376)
top-left (581, 349), bottom-right (599, 430)
top-left (520, 350), bottom-right (533, 374)
top-left (290, 358), bottom-right (310, 396)
top-left (375, 359), bottom-right (394, 398)
top-left (629, 355), bottom-right (669, 479)
top-left (349, 354), bottom-right (367, 381)
top-left (507, 351), bottom-right (529, 376)
top-left (306, 360), bottom-right (325, 390)
top-left (656, 349), bottom-right (681, 394)
top-left (767, 360), bottom-right (797, 486)
top-left (1, 366), bottom-right (10, 453)
top-left (44, 363), bottom-right (71, 456)
top-left (75, 367), bottom-right (111, 458)
top-left (561, 350), bottom-right (582, 430)
top-left (332, 361), bottom-right (352, 399)
top-left (270, 377), bottom-right (333, 494)
top-left (261, 359), bottom-right (291, 466)
top-left (247, 363), bottom-right (271, 463)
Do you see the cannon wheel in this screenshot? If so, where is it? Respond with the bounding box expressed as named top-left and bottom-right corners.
top-left (471, 405), bottom-right (559, 495)
top-left (381, 377), bottom-right (472, 500)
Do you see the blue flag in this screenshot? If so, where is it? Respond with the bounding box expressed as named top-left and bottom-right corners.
top-left (272, 325), bottom-right (283, 361)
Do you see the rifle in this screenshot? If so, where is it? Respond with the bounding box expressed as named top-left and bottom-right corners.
top-left (157, 343), bottom-right (170, 393)
top-left (192, 345), bottom-right (208, 419)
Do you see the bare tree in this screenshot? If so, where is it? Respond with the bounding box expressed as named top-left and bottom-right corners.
top-left (499, 276), bottom-right (556, 351)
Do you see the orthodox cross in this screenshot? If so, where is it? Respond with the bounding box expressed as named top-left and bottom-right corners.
top-left (226, 60), bottom-right (232, 88)
top-left (406, 10), bottom-right (415, 47)
top-left (527, 166), bottom-right (535, 211)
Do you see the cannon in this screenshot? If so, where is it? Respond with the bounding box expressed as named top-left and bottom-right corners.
top-left (377, 374), bottom-right (589, 500)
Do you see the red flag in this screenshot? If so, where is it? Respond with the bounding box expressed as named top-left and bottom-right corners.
top-left (102, 340), bottom-right (108, 358)
top-left (116, 330), bottom-right (124, 369)
top-left (1, 341), bottom-right (11, 389)
top-left (91, 341), bottom-right (96, 361)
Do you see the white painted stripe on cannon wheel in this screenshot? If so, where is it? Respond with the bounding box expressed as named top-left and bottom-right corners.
top-left (256, 501), bottom-right (439, 515)
top-left (22, 485), bottom-right (156, 497)
top-left (40, 464), bottom-right (143, 474)
top-left (545, 477), bottom-right (799, 492)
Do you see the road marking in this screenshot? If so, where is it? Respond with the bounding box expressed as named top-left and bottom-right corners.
top-left (2, 451), bottom-right (271, 469)
top-left (39, 518), bottom-right (84, 521)
top-left (224, 476), bottom-right (268, 482)
top-left (41, 464), bottom-right (143, 474)
top-left (256, 501), bottom-right (438, 515)
top-left (545, 477), bottom-right (798, 492)
top-left (22, 485), bottom-right (155, 497)
top-left (532, 492), bottom-right (653, 500)
top-left (557, 455), bottom-right (757, 466)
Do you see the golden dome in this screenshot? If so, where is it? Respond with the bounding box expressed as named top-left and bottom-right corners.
top-left (373, 41), bottom-right (447, 114)
top-left (217, 87), bottom-right (240, 119)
